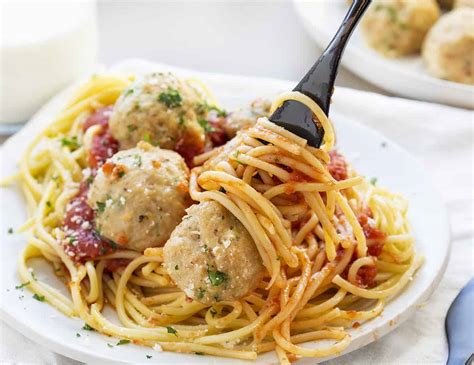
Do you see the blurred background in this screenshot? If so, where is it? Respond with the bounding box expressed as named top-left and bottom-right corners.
top-left (0, 0), bottom-right (385, 136)
top-left (95, 0), bottom-right (378, 90)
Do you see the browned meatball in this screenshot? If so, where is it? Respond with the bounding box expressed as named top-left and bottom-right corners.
top-left (109, 72), bottom-right (207, 151)
top-left (164, 201), bottom-right (264, 304)
top-left (88, 142), bottom-right (190, 252)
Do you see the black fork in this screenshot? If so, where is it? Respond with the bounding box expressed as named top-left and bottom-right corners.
top-left (270, 0), bottom-right (372, 147)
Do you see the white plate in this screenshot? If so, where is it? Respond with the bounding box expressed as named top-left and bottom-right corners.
top-left (293, 0), bottom-right (474, 109)
top-left (0, 60), bottom-right (450, 364)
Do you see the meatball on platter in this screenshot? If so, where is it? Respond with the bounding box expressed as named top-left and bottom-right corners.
top-left (293, 0), bottom-right (473, 108)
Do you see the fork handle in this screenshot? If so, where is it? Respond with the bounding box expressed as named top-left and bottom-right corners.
top-left (294, 0), bottom-right (371, 115)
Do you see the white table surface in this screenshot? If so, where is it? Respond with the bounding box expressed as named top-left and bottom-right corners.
top-left (1, 2), bottom-right (472, 365)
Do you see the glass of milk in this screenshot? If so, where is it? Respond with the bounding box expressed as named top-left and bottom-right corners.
top-left (0, 0), bottom-right (98, 126)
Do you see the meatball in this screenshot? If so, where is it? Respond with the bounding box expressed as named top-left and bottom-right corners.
top-left (164, 201), bottom-right (264, 304)
top-left (109, 72), bottom-right (207, 151)
top-left (223, 97), bottom-right (272, 139)
top-left (455, 0), bottom-right (474, 8)
top-left (422, 8), bottom-right (474, 84)
top-left (361, 0), bottom-right (440, 57)
top-left (88, 141), bottom-right (190, 252)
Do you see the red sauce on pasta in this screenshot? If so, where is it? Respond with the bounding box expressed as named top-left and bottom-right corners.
top-left (62, 181), bottom-right (116, 262)
top-left (328, 150), bottom-right (348, 181)
top-left (62, 108), bottom-right (119, 262)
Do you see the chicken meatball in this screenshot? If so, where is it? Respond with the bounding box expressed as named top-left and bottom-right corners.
top-left (109, 72), bottom-right (207, 151)
top-left (361, 0), bottom-right (440, 57)
top-left (422, 8), bottom-right (474, 84)
top-left (88, 141), bottom-right (190, 252)
top-left (223, 97), bottom-right (272, 139)
top-left (164, 201), bottom-right (264, 304)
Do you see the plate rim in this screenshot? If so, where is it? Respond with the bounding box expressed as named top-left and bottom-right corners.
top-left (0, 61), bottom-right (451, 364)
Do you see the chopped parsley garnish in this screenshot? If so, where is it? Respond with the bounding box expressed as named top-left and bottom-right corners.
top-left (139, 215), bottom-right (148, 223)
top-left (116, 339), bottom-right (131, 346)
top-left (107, 343), bottom-right (114, 348)
top-left (381, 142), bottom-right (387, 148)
top-left (96, 201), bottom-right (106, 213)
top-left (33, 293), bottom-right (45, 302)
top-left (197, 288), bottom-right (206, 299)
top-left (127, 124), bottom-right (138, 132)
top-left (158, 88), bottom-right (182, 108)
top-left (208, 269), bottom-right (228, 287)
top-left (174, 265), bottom-right (179, 270)
top-left (124, 88), bottom-right (134, 97)
top-left (82, 323), bottom-right (95, 331)
top-left (15, 282), bottom-right (30, 289)
top-left (31, 272), bottom-right (37, 281)
top-left (370, 177), bottom-right (378, 185)
top-left (178, 115), bottom-right (185, 126)
top-left (59, 136), bottom-right (80, 150)
top-left (146, 355), bottom-right (152, 359)
top-left (142, 133), bottom-right (152, 144)
top-left (118, 170), bottom-right (126, 178)
top-left (198, 119), bottom-right (214, 133)
top-left (7, 227), bottom-right (13, 234)
top-left (86, 175), bottom-right (94, 185)
top-left (76, 333), bottom-right (81, 338)
top-left (166, 326), bottom-right (178, 336)
top-left (46, 201), bottom-right (52, 208)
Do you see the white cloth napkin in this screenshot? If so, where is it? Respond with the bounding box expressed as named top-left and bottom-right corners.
top-left (1, 82), bottom-right (472, 365)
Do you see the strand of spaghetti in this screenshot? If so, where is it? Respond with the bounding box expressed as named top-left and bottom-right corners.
top-left (296, 288), bottom-right (347, 318)
top-left (258, 154), bottom-right (325, 181)
top-left (198, 171), bottom-right (292, 248)
top-left (333, 255), bottom-right (423, 299)
top-left (264, 176), bottom-right (363, 200)
top-left (335, 191), bottom-right (367, 257)
top-left (247, 126), bottom-right (301, 156)
top-left (18, 245), bottom-right (75, 315)
top-left (229, 194), bottom-right (281, 285)
top-left (339, 300), bottom-right (384, 321)
top-left (376, 260), bottom-right (410, 273)
top-left (304, 192), bottom-right (340, 244)
top-left (347, 257), bottom-right (375, 284)
top-left (258, 118), bottom-right (308, 147)
top-left (290, 264), bottom-right (333, 320)
top-left (85, 261), bottom-right (100, 303)
top-left (256, 251), bottom-right (311, 341)
top-left (204, 301), bottom-right (242, 329)
top-left (273, 326), bottom-right (350, 358)
top-left (230, 153), bottom-right (290, 181)
top-left (115, 255), bottom-right (165, 328)
top-left (158, 342), bottom-right (258, 361)
top-left (226, 190), bottom-right (296, 268)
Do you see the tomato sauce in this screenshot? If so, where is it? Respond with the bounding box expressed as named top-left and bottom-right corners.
top-left (62, 108), bottom-right (119, 263)
top-left (328, 150), bottom-right (348, 181)
top-left (357, 208), bottom-right (387, 257)
top-left (62, 181), bottom-right (116, 262)
top-left (356, 265), bottom-right (377, 288)
top-left (288, 170), bottom-right (312, 183)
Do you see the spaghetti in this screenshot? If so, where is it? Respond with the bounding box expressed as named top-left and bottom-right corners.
top-left (8, 73), bottom-right (422, 363)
